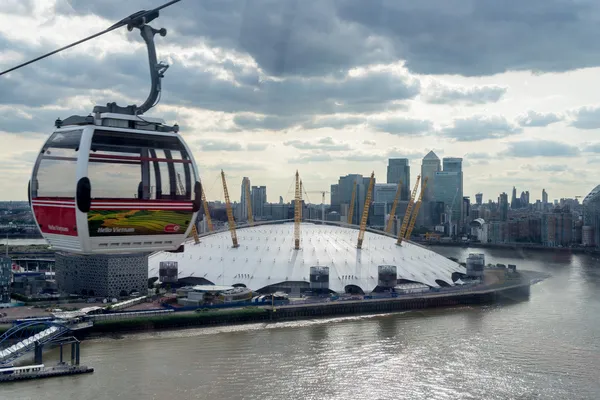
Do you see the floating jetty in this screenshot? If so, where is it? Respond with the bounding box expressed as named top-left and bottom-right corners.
top-left (0, 364), bottom-right (93, 383)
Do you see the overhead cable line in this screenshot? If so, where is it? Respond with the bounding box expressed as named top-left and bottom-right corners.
top-left (0, 0), bottom-right (181, 77)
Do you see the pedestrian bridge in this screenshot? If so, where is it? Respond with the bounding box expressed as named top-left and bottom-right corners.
top-left (0, 321), bottom-right (70, 366)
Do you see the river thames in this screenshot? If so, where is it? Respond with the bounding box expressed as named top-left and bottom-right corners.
top-left (2, 246), bottom-right (600, 400)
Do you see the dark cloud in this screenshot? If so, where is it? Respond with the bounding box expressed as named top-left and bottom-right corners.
top-left (516, 110), bottom-right (563, 127)
top-left (502, 140), bottom-right (580, 157)
top-left (284, 137), bottom-right (351, 151)
top-left (62, 0), bottom-right (393, 78)
top-left (338, 0), bottom-right (600, 76)
top-left (369, 117), bottom-right (432, 136)
top-left (62, 0), bottom-right (600, 77)
top-left (423, 83), bottom-right (507, 105)
top-left (441, 115), bottom-right (522, 142)
top-left (569, 106), bottom-right (600, 129)
top-left (363, 140), bottom-right (376, 146)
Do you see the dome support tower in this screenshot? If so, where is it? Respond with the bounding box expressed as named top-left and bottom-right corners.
top-left (294, 171), bottom-right (301, 250)
top-left (357, 172), bottom-right (375, 249)
top-left (221, 170), bottom-right (239, 248)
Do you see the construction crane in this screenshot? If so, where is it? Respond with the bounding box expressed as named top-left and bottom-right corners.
top-left (306, 190), bottom-right (331, 224)
top-left (405, 177), bottom-right (428, 240)
top-left (347, 180), bottom-right (357, 225)
top-left (385, 180), bottom-right (402, 233)
top-left (397, 175), bottom-right (421, 246)
top-left (221, 170), bottom-right (239, 248)
top-left (245, 179), bottom-right (254, 226)
top-left (357, 172), bottom-right (375, 249)
top-left (200, 179), bottom-right (214, 232)
top-left (177, 173), bottom-right (199, 244)
top-left (294, 171), bottom-right (301, 250)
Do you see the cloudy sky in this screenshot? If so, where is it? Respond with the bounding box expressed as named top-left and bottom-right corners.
top-left (2, 0), bottom-right (600, 203)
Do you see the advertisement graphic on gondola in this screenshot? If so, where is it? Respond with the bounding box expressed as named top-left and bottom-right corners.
top-left (87, 209), bottom-right (192, 236)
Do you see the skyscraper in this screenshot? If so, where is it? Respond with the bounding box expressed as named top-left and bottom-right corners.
top-left (499, 192), bottom-right (509, 221)
top-left (542, 189), bottom-right (548, 211)
top-left (511, 186), bottom-right (518, 209)
top-left (387, 159), bottom-right (410, 200)
top-left (336, 174), bottom-right (375, 224)
top-left (475, 193), bottom-right (483, 206)
top-left (438, 157), bottom-right (463, 232)
top-left (421, 151), bottom-right (441, 202)
top-left (251, 186), bottom-right (267, 219)
top-left (240, 177), bottom-right (251, 221)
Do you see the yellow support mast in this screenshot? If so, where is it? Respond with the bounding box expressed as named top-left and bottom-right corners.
top-left (300, 179), bottom-right (305, 221)
top-left (294, 171), bottom-right (301, 250)
top-left (397, 175), bottom-right (421, 246)
top-left (405, 177), bottom-right (428, 241)
top-left (347, 180), bottom-right (357, 225)
top-left (385, 180), bottom-right (402, 233)
top-left (221, 170), bottom-right (239, 248)
top-left (245, 179), bottom-right (254, 226)
top-left (177, 173), bottom-right (200, 244)
top-left (357, 172), bottom-right (375, 249)
top-left (200, 180), bottom-right (214, 232)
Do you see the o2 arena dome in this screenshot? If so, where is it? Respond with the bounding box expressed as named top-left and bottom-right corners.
top-left (148, 222), bottom-right (466, 295)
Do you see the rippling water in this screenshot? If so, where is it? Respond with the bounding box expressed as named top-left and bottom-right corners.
top-left (2, 246), bottom-right (600, 400)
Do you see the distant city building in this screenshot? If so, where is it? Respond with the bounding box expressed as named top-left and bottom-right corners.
top-left (373, 183), bottom-right (398, 208)
top-left (279, 196), bottom-right (284, 205)
top-left (330, 184), bottom-right (340, 212)
top-left (251, 186), bottom-right (267, 219)
top-left (499, 192), bottom-right (509, 221)
top-left (462, 197), bottom-right (470, 226)
top-left (511, 186), bottom-right (518, 209)
top-left (387, 159), bottom-right (410, 200)
top-left (432, 157), bottom-right (463, 234)
top-left (334, 174), bottom-right (374, 225)
top-left (421, 151), bottom-right (441, 202)
top-left (433, 171), bottom-right (461, 235)
top-left (475, 193), bottom-right (483, 206)
top-left (0, 256), bottom-right (11, 303)
top-left (542, 209), bottom-right (573, 247)
top-left (542, 189), bottom-right (549, 210)
top-left (240, 177), bottom-right (251, 221)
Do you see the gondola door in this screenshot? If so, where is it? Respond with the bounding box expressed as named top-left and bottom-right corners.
top-left (30, 129), bottom-right (85, 252)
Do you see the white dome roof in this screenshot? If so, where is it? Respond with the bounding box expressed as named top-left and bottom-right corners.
top-left (149, 222), bottom-right (465, 293)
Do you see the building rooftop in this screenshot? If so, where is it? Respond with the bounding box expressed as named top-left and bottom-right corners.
top-left (423, 150), bottom-right (439, 161)
top-left (149, 223), bottom-right (465, 293)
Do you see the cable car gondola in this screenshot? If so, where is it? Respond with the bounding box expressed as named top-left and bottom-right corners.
top-left (28, 8), bottom-right (201, 254)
